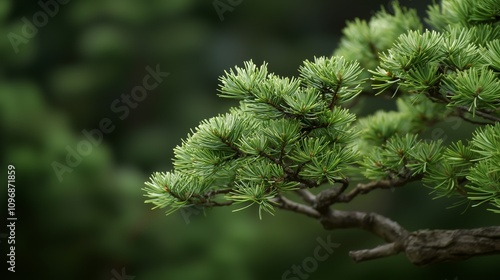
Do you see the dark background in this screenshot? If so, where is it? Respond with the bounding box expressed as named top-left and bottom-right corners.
top-left (1, 0), bottom-right (498, 279)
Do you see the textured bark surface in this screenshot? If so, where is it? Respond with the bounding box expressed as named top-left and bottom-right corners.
top-left (275, 183), bottom-right (500, 265)
top-left (316, 208), bottom-right (500, 265)
top-left (404, 227), bottom-right (500, 265)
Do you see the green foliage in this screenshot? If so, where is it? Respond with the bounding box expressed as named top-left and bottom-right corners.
top-left (145, 59), bottom-right (364, 217)
top-left (426, 0), bottom-right (500, 30)
top-left (443, 67), bottom-right (499, 114)
top-left (299, 56), bottom-right (364, 105)
top-left (359, 132), bottom-right (444, 181)
top-left (355, 96), bottom-right (448, 150)
top-left (335, 2), bottom-right (423, 70)
top-left (145, 0), bottom-right (500, 216)
top-left (424, 124), bottom-right (500, 213)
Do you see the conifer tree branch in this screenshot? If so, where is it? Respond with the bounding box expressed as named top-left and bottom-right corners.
top-left (421, 87), bottom-right (500, 125)
top-left (402, 226), bottom-right (500, 265)
top-left (313, 174), bottom-right (422, 210)
top-left (348, 227), bottom-right (500, 265)
top-left (202, 200), bottom-right (235, 207)
top-left (144, 0), bottom-right (500, 266)
top-left (295, 189), bottom-right (317, 205)
top-left (455, 106), bottom-right (500, 123)
top-left (204, 188), bottom-right (234, 197)
top-left (188, 189), bottom-right (235, 207)
top-left (259, 152), bottom-right (322, 188)
top-left (335, 174), bottom-right (423, 204)
top-left (327, 84), bottom-right (341, 110)
top-left (349, 242), bottom-right (402, 262)
top-left (320, 209), bottom-right (500, 265)
top-left (320, 209), bottom-right (408, 242)
top-left (273, 195), bottom-right (321, 219)
top-left (431, 92), bottom-right (500, 123)
top-left (314, 179), bottom-right (349, 211)
top-left (455, 110), bottom-right (496, 125)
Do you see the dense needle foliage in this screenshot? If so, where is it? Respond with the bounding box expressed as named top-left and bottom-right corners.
top-left (144, 0), bottom-right (500, 218)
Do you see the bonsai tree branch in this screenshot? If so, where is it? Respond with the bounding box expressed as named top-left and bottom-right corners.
top-left (273, 194), bottom-right (321, 219)
top-left (320, 209), bottom-right (407, 243)
top-left (403, 227), bottom-right (500, 265)
top-left (455, 106), bottom-right (500, 123)
top-left (144, 0), bottom-right (500, 268)
top-left (271, 175), bottom-right (500, 265)
top-left (425, 90), bottom-right (500, 124)
top-left (313, 173), bottom-right (422, 212)
top-left (349, 243), bottom-right (403, 263)
top-left (335, 174), bottom-right (423, 204)
top-left (348, 226), bottom-right (500, 265)
top-left (276, 199), bottom-right (500, 265)
top-left (295, 189), bottom-right (317, 205)
top-left (454, 109), bottom-right (496, 126)
top-left (162, 150), bottom-right (500, 265)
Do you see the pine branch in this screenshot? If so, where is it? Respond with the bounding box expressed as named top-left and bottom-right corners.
top-left (349, 227), bottom-right (500, 265)
top-left (327, 83), bottom-right (341, 110)
top-left (336, 174), bottom-right (423, 203)
top-left (455, 110), bottom-right (496, 125)
top-left (320, 209), bottom-right (408, 242)
top-left (295, 189), bottom-right (317, 205)
top-left (259, 151), bottom-right (321, 188)
top-left (273, 194), bottom-right (321, 219)
top-left (314, 179), bottom-right (349, 212)
top-left (312, 174), bottom-right (421, 211)
top-left (320, 209), bottom-right (500, 265)
top-left (349, 243), bottom-right (402, 262)
top-left (144, 0), bottom-right (500, 267)
top-left (403, 227), bottom-right (500, 265)
top-left (455, 106), bottom-right (500, 123)
top-left (432, 92), bottom-right (500, 124)
top-left (200, 188), bottom-right (235, 207)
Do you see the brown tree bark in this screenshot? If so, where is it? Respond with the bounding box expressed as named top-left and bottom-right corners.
top-left (319, 210), bottom-right (500, 265)
top-left (274, 189), bottom-right (500, 265)
top-left (403, 227), bottom-right (500, 265)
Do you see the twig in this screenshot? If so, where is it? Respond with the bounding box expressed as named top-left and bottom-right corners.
top-left (259, 152), bottom-right (321, 187)
top-left (426, 92), bottom-right (500, 123)
top-left (204, 188), bottom-right (233, 197)
top-left (350, 242), bottom-right (402, 262)
top-left (455, 110), bottom-right (495, 125)
top-left (320, 209), bottom-right (408, 242)
top-left (456, 106), bottom-right (500, 123)
top-left (336, 174), bottom-right (422, 203)
top-left (204, 201), bottom-right (234, 207)
top-left (295, 189), bottom-right (317, 205)
top-left (314, 179), bottom-right (349, 211)
top-left (273, 195), bottom-right (321, 219)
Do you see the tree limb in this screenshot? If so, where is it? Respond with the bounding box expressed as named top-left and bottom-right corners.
top-left (273, 195), bottom-right (321, 219)
top-left (349, 243), bottom-right (402, 262)
top-left (403, 227), bottom-right (500, 265)
top-left (427, 92), bottom-right (500, 123)
top-left (314, 179), bottom-right (349, 212)
top-left (195, 175), bottom-right (500, 266)
top-left (318, 209), bottom-right (500, 265)
top-left (320, 209), bottom-right (408, 242)
top-left (456, 106), bottom-right (500, 123)
top-left (335, 174), bottom-right (422, 203)
top-left (455, 110), bottom-right (495, 125)
top-left (295, 189), bottom-right (317, 205)
top-left (312, 174), bottom-right (421, 211)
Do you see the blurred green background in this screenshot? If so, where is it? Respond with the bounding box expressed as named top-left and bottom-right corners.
top-left (1, 0), bottom-right (498, 279)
